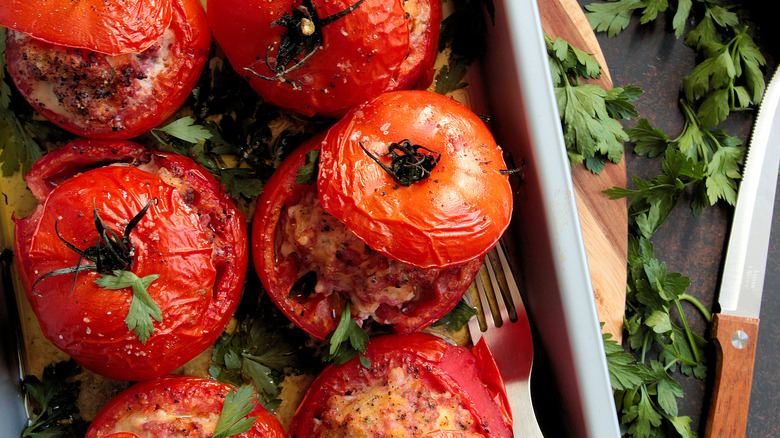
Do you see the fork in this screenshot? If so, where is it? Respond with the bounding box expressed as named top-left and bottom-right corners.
top-left (467, 240), bottom-right (545, 437)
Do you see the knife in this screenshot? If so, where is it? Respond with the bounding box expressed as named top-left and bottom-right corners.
top-left (704, 66), bottom-right (780, 438)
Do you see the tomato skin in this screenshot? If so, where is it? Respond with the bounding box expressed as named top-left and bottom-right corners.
top-left (289, 333), bottom-right (513, 437)
top-left (421, 432), bottom-right (489, 438)
top-left (0, 0), bottom-right (171, 55)
top-left (252, 133), bottom-right (479, 340)
top-left (207, 0), bottom-right (441, 117)
top-left (85, 375), bottom-right (286, 438)
top-left (318, 90), bottom-right (513, 268)
top-left (4, 0), bottom-right (210, 139)
top-left (252, 133), bottom-right (339, 339)
top-left (14, 140), bottom-right (248, 381)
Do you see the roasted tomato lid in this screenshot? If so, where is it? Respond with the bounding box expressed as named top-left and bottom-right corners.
top-left (317, 90), bottom-right (514, 268)
top-left (0, 0), bottom-right (173, 55)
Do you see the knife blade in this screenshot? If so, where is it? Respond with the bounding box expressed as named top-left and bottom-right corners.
top-left (704, 66), bottom-right (780, 438)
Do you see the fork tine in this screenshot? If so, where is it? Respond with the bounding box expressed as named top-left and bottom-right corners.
top-left (466, 280), bottom-right (488, 332)
top-left (477, 261), bottom-right (503, 328)
top-left (468, 240), bottom-right (544, 437)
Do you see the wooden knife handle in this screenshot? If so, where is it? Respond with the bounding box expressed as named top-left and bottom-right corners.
top-left (704, 313), bottom-right (760, 438)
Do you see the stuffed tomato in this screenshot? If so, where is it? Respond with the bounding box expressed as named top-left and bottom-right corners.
top-left (208, 0), bottom-right (441, 117)
top-left (2, 0), bottom-right (210, 139)
top-left (14, 140), bottom-right (248, 381)
top-left (252, 90), bottom-right (513, 339)
top-left (85, 375), bottom-right (286, 437)
top-left (289, 333), bottom-right (513, 437)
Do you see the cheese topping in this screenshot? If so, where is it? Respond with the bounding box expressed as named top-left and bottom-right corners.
top-left (314, 366), bottom-right (476, 437)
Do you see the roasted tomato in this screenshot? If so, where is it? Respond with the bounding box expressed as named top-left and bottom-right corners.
top-left (14, 140), bottom-right (248, 381)
top-left (0, 0), bottom-right (172, 55)
top-left (3, 0), bottom-right (209, 139)
top-left (207, 0), bottom-right (441, 117)
top-left (251, 90), bottom-right (512, 340)
top-left (85, 375), bottom-right (286, 437)
top-left (288, 333), bottom-right (513, 437)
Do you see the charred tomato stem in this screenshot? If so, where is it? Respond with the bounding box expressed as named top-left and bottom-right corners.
top-left (31, 197), bottom-right (158, 294)
top-left (359, 139), bottom-right (441, 186)
top-left (245, 0), bottom-right (367, 86)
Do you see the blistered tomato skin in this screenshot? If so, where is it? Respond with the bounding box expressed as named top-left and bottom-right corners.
top-left (207, 0), bottom-right (441, 117)
top-left (318, 90), bottom-right (514, 269)
top-left (3, 0), bottom-right (210, 140)
top-left (0, 0), bottom-right (172, 55)
top-left (289, 333), bottom-right (514, 438)
top-left (85, 376), bottom-right (286, 438)
top-left (14, 140), bottom-right (248, 381)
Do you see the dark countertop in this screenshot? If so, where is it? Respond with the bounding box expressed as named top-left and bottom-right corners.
top-left (576, 1), bottom-right (779, 436)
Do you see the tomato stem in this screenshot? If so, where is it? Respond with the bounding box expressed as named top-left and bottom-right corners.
top-left (359, 139), bottom-right (441, 186)
top-left (31, 197), bottom-right (158, 295)
top-left (244, 0), bottom-right (367, 87)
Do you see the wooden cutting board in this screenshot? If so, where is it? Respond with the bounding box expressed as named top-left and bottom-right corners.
top-left (539, 0), bottom-right (628, 341)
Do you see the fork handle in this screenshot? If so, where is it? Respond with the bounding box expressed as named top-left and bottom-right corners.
top-left (704, 313), bottom-right (759, 438)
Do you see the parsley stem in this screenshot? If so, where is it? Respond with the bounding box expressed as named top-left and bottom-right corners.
top-left (679, 292), bottom-right (712, 322)
top-left (673, 298), bottom-right (701, 363)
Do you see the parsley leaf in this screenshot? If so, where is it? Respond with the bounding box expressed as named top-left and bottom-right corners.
top-left (323, 301), bottom-right (370, 367)
top-left (295, 149), bottom-right (320, 185)
top-left (94, 270), bottom-right (162, 344)
top-left (584, 0), bottom-right (642, 38)
top-left (606, 235), bottom-right (711, 437)
top-left (212, 386), bottom-right (259, 438)
top-left (21, 359), bottom-right (89, 438)
top-left (153, 116), bottom-right (213, 143)
top-left (682, 25), bottom-right (766, 128)
top-left (432, 298), bottom-right (477, 332)
top-left (210, 292), bottom-right (318, 411)
top-left (1, 31), bottom-right (43, 177)
top-left (546, 35), bottom-right (640, 174)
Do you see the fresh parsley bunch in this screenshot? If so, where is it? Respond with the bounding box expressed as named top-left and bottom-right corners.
top-left (590, 0), bottom-right (765, 221)
top-left (578, 1), bottom-right (768, 437)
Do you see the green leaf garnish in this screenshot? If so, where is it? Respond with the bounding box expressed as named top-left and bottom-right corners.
top-left (212, 386), bottom-right (258, 438)
top-left (295, 149), bottom-right (320, 185)
top-left (153, 116), bottom-right (213, 144)
top-left (1, 31), bottom-right (44, 177)
top-left (433, 298), bottom-right (477, 332)
top-left (323, 301), bottom-right (370, 367)
top-left (21, 359), bottom-right (89, 438)
top-left (209, 291), bottom-right (319, 412)
top-left (95, 270), bottom-right (162, 344)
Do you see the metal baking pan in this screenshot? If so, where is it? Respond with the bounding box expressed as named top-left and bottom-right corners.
top-left (0, 0), bottom-right (620, 436)
top-left (478, 0), bottom-right (620, 436)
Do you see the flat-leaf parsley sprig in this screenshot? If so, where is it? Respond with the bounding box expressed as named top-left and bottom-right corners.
top-left (545, 34), bottom-right (643, 174)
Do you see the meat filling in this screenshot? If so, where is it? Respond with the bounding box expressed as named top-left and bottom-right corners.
top-left (278, 188), bottom-right (476, 324)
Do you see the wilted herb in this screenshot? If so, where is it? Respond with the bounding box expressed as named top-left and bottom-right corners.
top-left (210, 293), bottom-right (318, 412)
top-left (0, 30), bottom-right (44, 176)
top-left (21, 360), bottom-right (89, 438)
top-left (435, 0), bottom-right (495, 95)
top-left (432, 299), bottom-right (478, 332)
